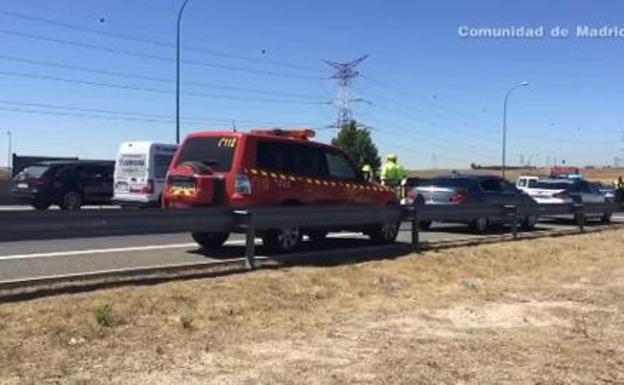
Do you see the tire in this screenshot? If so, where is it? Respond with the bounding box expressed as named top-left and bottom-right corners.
top-left (521, 216), bottom-right (538, 231)
top-left (418, 220), bottom-right (432, 231)
top-left (470, 217), bottom-right (489, 234)
top-left (60, 191), bottom-right (82, 211)
top-left (31, 201), bottom-right (50, 211)
top-left (601, 212), bottom-right (612, 223)
top-left (191, 232), bottom-right (229, 250)
top-left (369, 220), bottom-right (400, 244)
top-left (306, 230), bottom-right (328, 242)
top-left (262, 227), bottom-right (302, 254)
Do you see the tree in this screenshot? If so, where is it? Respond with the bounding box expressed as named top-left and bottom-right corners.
top-left (331, 120), bottom-right (381, 173)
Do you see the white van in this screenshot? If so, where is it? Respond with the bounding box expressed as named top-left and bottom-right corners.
top-left (113, 142), bottom-right (177, 207)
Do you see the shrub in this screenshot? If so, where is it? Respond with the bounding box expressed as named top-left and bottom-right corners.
top-left (95, 303), bottom-right (114, 327)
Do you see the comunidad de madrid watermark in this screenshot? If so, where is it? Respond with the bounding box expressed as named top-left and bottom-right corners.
top-left (458, 25), bottom-right (624, 39)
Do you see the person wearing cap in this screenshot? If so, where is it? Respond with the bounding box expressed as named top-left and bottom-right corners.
top-left (361, 164), bottom-right (373, 182)
top-left (380, 154), bottom-right (406, 186)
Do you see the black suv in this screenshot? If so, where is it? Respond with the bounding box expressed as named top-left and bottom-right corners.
top-left (11, 160), bottom-right (114, 210)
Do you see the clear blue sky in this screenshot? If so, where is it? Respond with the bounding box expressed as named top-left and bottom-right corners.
top-left (1, 0), bottom-right (623, 169)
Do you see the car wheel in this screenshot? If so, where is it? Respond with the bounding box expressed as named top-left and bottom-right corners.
top-left (31, 201), bottom-right (50, 211)
top-left (262, 227), bottom-right (302, 254)
top-left (418, 220), bottom-right (432, 230)
top-left (191, 232), bottom-right (229, 250)
top-left (470, 217), bottom-right (489, 234)
top-left (369, 220), bottom-right (400, 244)
top-left (601, 212), bottom-right (612, 223)
top-left (306, 230), bottom-right (328, 242)
top-left (60, 191), bottom-right (82, 210)
top-left (521, 216), bottom-right (538, 231)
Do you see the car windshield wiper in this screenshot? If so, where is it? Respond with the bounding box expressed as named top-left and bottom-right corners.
top-left (200, 159), bottom-right (219, 166)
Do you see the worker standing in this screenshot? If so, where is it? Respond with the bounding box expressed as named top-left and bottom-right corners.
top-left (380, 154), bottom-right (406, 186)
top-left (615, 177), bottom-right (624, 209)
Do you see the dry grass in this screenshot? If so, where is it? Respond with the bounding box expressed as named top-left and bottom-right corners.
top-left (410, 167), bottom-right (624, 184)
top-left (2, 230), bottom-right (624, 384)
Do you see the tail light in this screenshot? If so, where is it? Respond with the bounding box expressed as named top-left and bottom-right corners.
top-left (449, 192), bottom-right (468, 203)
top-left (130, 179), bottom-right (154, 194)
top-left (142, 179), bottom-right (155, 194)
top-left (235, 174), bottom-right (252, 195)
top-left (31, 177), bottom-right (51, 186)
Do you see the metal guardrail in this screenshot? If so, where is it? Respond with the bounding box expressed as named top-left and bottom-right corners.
top-left (1, 207), bottom-right (236, 241)
top-left (1, 201), bottom-right (616, 269)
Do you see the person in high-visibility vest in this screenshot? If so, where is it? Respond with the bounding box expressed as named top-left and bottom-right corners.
top-left (615, 177), bottom-right (624, 209)
top-left (380, 154), bottom-right (406, 186)
top-left (361, 164), bottom-right (373, 182)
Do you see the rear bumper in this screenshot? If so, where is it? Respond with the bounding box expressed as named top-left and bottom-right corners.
top-left (10, 189), bottom-right (45, 203)
top-left (113, 194), bottom-right (158, 208)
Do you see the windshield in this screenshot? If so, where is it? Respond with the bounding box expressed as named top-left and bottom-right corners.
top-left (116, 154), bottom-right (147, 179)
top-left (175, 137), bottom-right (237, 172)
top-left (19, 165), bottom-right (51, 178)
top-left (534, 182), bottom-right (572, 190)
top-left (427, 178), bottom-right (474, 188)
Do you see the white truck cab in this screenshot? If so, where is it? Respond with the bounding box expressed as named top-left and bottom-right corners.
top-left (113, 141), bottom-right (177, 207)
top-left (516, 176), bottom-right (539, 192)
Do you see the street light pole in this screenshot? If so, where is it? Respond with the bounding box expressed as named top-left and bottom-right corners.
top-left (176, 0), bottom-right (191, 145)
top-left (5, 130), bottom-right (11, 172)
top-left (502, 81), bottom-right (529, 179)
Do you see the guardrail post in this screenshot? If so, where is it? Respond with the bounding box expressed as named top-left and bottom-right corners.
top-left (411, 206), bottom-right (420, 251)
top-left (574, 203), bottom-right (585, 232)
top-left (504, 205), bottom-right (519, 239)
top-left (235, 210), bottom-right (256, 270)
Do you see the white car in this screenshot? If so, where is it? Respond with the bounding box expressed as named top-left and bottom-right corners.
top-left (524, 179), bottom-right (611, 222)
top-left (113, 141), bottom-right (177, 208)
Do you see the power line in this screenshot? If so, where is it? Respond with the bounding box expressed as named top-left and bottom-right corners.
top-left (0, 28), bottom-right (325, 80)
top-left (0, 70), bottom-right (330, 105)
top-left (0, 101), bottom-right (326, 128)
top-left (0, 54), bottom-right (324, 100)
top-left (0, 9), bottom-right (325, 74)
top-left (367, 99), bottom-right (502, 151)
top-left (361, 75), bottom-right (502, 131)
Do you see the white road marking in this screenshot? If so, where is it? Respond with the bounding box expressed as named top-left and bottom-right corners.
top-left (0, 240), bottom-right (245, 261)
top-left (0, 243), bottom-right (199, 260)
top-left (0, 232), bottom-right (367, 261)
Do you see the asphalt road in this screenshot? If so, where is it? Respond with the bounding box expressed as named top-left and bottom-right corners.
top-left (2, 216), bottom-right (621, 282)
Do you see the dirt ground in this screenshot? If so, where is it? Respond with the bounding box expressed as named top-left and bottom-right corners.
top-left (1, 230), bottom-right (624, 384)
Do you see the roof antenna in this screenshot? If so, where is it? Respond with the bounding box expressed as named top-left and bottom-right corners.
top-left (232, 119), bottom-right (237, 133)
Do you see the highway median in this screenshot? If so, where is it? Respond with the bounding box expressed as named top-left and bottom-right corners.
top-left (1, 229), bottom-right (624, 384)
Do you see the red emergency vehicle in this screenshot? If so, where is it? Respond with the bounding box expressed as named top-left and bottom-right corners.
top-left (163, 129), bottom-right (399, 252)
